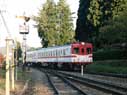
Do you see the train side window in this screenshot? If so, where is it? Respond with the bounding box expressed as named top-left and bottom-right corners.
top-left (53, 51), bottom-right (55, 56)
top-left (51, 51), bottom-right (52, 56)
top-left (63, 49), bottom-right (66, 55)
top-left (73, 48), bottom-right (79, 54)
top-left (86, 48), bottom-right (91, 54)
top-left (42, 53), bottom-right (43, 57)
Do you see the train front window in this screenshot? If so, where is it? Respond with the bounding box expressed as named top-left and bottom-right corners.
top-left (86, 48), bottom-right (91, 54)
top-left (73, 48), bottom-right (79, 54)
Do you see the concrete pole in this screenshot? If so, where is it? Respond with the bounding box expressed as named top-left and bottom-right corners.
top-left (11, 47), bottom-right (15, 91)
top-left (5, 37), bottom-right (11, 95)
top-left (81, 65), bottom-right (84, 76)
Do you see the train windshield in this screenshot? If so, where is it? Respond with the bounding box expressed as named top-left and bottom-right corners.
top-left (86, 48), bottom-right (92, 54)
top-left (73, 48), bottom-right (79, 54)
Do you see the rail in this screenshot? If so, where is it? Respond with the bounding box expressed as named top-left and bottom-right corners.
top-left (59, 71), bottom-right (127, 95)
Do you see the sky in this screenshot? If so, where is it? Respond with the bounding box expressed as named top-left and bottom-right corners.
top-left (0, 0), bottom-right (79, 48)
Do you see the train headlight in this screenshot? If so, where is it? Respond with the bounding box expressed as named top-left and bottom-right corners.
top-left (81, 42), bottom-right (85, 45)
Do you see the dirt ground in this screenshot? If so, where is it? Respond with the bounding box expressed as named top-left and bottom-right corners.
top-left (22, 68), bottom-right (54, 95)
top-left (0, 67), bottom-right (54, 95)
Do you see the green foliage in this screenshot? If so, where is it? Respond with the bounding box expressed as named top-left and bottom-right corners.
top-left (93, 49), bottom-right (127, 61)
top-left (36, 0), bottom-right (56, 47)
top-left (76, 0), bottom-right (127, 48)
top-left (0, 69), bottom-right (5, 78)
top-left (35, 0), bottom-right (75, 47)
top-left (99, 8), bottom-right (127, 47)
top-left (86, 60), bottom-right (127, 74)
top-left (75, 0), bottom-right (91, 42)
top-left (87, 0), bottom-right (127, 48)
top-left (56, 0), bottom-right (75, 45)
top-left (88, 0), bottom-right (127, 31)
top-left (15, 41), bottom-right (22, 62)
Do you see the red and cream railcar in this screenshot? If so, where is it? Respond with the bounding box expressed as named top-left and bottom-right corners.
top-left (26, 42), bottom-right (93, 66)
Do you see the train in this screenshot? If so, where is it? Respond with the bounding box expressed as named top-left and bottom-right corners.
top-left (26, 42), bottom-right (93, 70)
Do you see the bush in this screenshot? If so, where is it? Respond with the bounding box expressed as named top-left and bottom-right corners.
top-left (86, 60), bottom-right (127, 74)
top-left (93, 49), bottom-right (127, 61)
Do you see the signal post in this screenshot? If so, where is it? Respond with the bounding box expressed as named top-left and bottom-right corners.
top-left (16, 14), bottom-right (30, 70)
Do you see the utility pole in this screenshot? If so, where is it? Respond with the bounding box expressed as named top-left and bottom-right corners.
top-left (5, 37), bottom-right (11, 95)
top-left (1, 1), bottom-right (15, 94)
top-left (11, 45), bottom-right (15, 91)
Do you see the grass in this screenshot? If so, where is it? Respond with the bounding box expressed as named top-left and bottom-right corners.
top-left (0, 79), bottom-right (5, 90)
top-left (0, 69), bottom-right (5, 78)
top-left (0, 66), bottom-right (30, 90)
top-left (86, 60), bottom-right (127, 74)
top-left (17, 67), bottom-right (31, 81)
top-left (0, 68), bottom-right (5, 90)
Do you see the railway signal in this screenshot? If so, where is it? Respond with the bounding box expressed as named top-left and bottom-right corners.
top-left (16, 13), bottom-right (30, 70)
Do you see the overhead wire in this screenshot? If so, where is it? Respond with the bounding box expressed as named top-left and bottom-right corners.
top-left (0, 10), bottom-right (12, 38)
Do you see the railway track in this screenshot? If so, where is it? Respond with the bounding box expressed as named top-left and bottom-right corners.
top-left (39, 69), bottom-right (126, 95)
top-left (45, 71), bottom-right (87, 95)
top-left (58, 71), bottom-right (127, 95)
top-left (37, 70), bottom-right (127, 95)
top-left (86, 72), bottom-right (127, 78)
top-left (59, 71), bottom-right (127, 88)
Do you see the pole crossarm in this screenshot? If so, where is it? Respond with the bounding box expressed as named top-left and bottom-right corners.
top-left (16, 15), bottom-right (30, 22)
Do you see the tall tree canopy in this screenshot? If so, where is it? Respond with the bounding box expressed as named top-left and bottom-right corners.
top-left (76, 0), bottom-right (127, 48)
top-left (35, 0), bottom-right (74, 47)
top-left (75, 0), bottom-right (91, 42)
top-left (99, 5), bottom-right (127, 48)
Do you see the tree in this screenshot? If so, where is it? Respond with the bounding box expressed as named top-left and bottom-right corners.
top-left (76, 0), bottom-right (127, 48)
top-left (14, 41), bottom-right (22, 62)
top-left (87, 0), bottom-right (127, 32)
top-left (99, 8), bottom-right (127, 48)
top-left (35, 0), bottom-right (74, 47)
top-left (75, 0), bottom-right (91, 42)
top-left (36, 0), bottom-right (56, 47)
top-left (56, 0), bottom-right (75, 45)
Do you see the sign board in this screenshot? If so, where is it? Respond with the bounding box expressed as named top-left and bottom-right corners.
top-left (19, 24), bottom-right (29, 34)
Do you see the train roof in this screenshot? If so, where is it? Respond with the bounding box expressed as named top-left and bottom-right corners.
top-left (37, 44), bottom-right (70, 51)
top-left (27, 44), bottom-right (71, 53)
top-left (27, 42), bottom-right (92, 53)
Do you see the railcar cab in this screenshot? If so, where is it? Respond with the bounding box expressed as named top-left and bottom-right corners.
top-left (71, 42), bottom-right (93, 55)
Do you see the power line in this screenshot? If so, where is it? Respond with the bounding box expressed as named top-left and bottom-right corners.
top-left (0, 11), bottom-right (12, 38)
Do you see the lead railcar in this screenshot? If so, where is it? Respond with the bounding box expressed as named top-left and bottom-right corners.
top-left (26, 42), bottom-right (93, 70)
